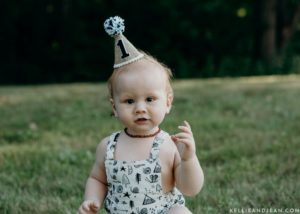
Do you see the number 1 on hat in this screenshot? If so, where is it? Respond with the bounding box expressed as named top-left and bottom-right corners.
top-left (117, 40), bottom-right (130, 58)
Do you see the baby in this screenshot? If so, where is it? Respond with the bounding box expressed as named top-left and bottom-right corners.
top-left (78, 16), bottom-right (204, 214)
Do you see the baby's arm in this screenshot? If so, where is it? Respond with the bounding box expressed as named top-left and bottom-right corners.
top-left (78, 138), bottom-right (108, 214)
top-left (172, 121), bottom-right (204, 196)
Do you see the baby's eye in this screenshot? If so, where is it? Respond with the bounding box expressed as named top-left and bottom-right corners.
top-left (125, 99), bottom-right (134, 104)
top-left (146, 97), bottom-right (155, 102)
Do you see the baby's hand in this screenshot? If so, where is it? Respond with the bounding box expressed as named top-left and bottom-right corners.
top-left (78, 200), bottom-right (100, 214)
top-left (171, 121), bottom-right (196, 161)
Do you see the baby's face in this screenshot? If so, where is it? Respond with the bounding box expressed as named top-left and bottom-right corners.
top-left (111, 60), bottom-right (172, 135)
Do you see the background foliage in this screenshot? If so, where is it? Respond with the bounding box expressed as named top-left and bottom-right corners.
top-left (1, 0), bottom-right (300, 84)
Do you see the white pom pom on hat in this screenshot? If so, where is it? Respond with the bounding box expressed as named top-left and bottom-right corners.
top-left (103, 16), bottom-right (144, 69)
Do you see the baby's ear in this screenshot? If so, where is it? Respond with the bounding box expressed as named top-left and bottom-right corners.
top-left (110, 98), bottom-right (118, 117)
top-left (166, 93), bottom-right (173, 114)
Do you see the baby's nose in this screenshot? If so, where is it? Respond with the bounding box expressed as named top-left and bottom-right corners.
top-left (135, 102), bottom-right (146, 114)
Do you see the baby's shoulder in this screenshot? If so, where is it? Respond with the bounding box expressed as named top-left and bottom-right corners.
top-left (98, 131), bottom-right (120, 147)
top-left (96, 132), bottom-right (118, 154)
top-left (94, 132), bottom-right (119, 162)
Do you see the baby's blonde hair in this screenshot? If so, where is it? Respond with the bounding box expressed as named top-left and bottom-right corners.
top-left (107, 52), bottom-right (173, 99)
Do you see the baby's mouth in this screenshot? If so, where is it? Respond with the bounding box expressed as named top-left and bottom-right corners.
top-left (135, 118), bottom-right (148, 122)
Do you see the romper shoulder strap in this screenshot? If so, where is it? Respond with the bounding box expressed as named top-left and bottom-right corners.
top-left (149, 130), bottom-right (168, 162)
top-left (106, 131), bottom-right (120, 160)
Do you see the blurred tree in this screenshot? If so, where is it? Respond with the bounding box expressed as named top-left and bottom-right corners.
top-left (1, 0), bottom-right (300, 84)
top-left (277, 0), bottom-right (300, 52)
top-left (254, 0), bottom-right (300, 69)
top-left (257, 0), bottom-right (276, 63)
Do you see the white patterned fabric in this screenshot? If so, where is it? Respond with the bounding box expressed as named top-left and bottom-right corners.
top-left (104, 130), bottom-right (185, 214)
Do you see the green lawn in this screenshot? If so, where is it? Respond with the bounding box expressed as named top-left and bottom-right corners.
top-left (0, 75), bottom-right (299, 214)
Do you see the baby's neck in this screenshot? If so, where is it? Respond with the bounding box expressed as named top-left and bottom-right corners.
top-left (124, 127), bottom-right (160, 138)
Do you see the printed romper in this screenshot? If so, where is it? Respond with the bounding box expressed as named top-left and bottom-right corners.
top-left (104, 130), bottom-right (185, 214)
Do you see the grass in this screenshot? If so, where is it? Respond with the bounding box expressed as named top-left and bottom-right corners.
top-left (0, 75), bottom-right (300, 213)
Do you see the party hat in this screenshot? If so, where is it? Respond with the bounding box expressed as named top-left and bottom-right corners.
top-left (104, 16), bottom-right (144, 68)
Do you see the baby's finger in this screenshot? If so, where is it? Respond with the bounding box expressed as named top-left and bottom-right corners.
top-left (82, 202), bottom-right (91, 212)
top-left (78, 206), bottom-right (88, 214)
top-left (178, 125), bottom-right (192, 134)
top-left (91, 202), bottom-right (100, 212)
top-left (171, 135), bottom-right (178, 142)
top-left (175, 139), bottom-right (192, 147)
top-left (174, 132), bottom-right (192, 140)
top-left (183, 120), bottom-right (191, 130)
